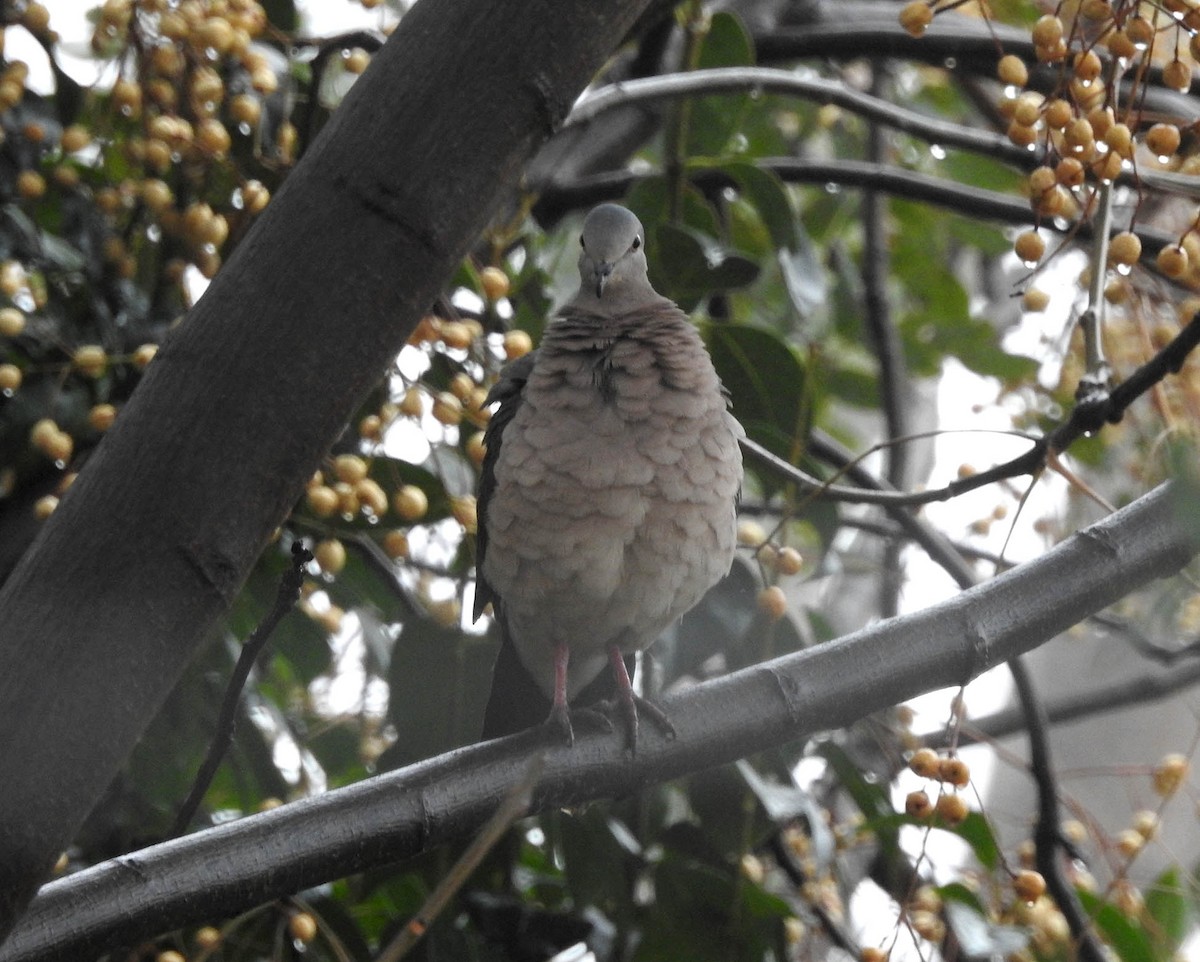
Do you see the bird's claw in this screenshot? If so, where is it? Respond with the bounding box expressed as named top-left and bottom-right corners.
top-left (543, 704), bottom-right (613, 746)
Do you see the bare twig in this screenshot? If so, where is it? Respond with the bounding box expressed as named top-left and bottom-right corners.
top-left (375, 756), bottom-right (544, 962)
top-left (567, 67), bottom-right (1036, 168)
top-left (170, 541), bottom-right (314, 839)
top-left (1010, 659), bottom-right (1108, 962)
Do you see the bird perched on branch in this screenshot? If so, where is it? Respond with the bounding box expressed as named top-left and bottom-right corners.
top-left (474, 203), bottom-right (743, 748)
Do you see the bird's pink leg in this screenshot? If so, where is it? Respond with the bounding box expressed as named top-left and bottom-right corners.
top-left (545, 641), bottom-right (575, 744)
top-left (608, 646), bottom-right (676, 752)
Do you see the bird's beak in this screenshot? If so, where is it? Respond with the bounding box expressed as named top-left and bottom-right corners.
top-left (594, 263), bottom-right (614, 298)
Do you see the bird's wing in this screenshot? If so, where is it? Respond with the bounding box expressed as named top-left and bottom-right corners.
top-left (473, 349), bottom-right (536, 623)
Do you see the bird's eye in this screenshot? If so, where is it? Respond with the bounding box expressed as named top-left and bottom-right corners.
top-left (579, 236), bottom-right (585, 248)
top-left (632, 235), bottom-right (642, 251)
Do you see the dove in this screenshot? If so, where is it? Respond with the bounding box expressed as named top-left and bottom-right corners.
top-left (474, 203), bottom-right (743, 748)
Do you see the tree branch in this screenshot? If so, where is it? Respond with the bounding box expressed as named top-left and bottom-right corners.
top-left (0, 0), bottom-right (655, 940)
top-left (2, 484), bottom-right (1195, 962)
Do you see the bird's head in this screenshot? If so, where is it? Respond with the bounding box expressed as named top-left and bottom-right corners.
top-left (575, 203), bottom-right (656, 305)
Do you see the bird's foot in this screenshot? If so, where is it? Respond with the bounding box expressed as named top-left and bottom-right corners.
top-left (595, 693), bottom-right (676, 754)
top-left (542, 703), bottom-right (613, 746)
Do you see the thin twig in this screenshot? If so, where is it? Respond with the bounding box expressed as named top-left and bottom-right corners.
top-left (375, 756), bottom-right (544, 962)
top-left (863, 60), bottom-right (908, 616)
top-left (741, 308), bottom-right (1200, 508)
top-left (169, 541), bottom-right (314, 838)
top-left (1009, 659), bottom-right (1108, 962)
top-left (930, 658), bottom-right (1200, 748)
top-left (567, 67), bottom-right (1036, 169)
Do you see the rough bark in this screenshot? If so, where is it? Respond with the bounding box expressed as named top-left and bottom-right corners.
top-left (0, 0), bottom-right (651, 940)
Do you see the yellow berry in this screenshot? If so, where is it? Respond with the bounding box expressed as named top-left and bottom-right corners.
top-left (1012, 93), bottom-right (1042, 127)
top-left (194, 926), bottom-right (222, 949)
top-left (1115, 828), bottom-right (1144, 858)
top-left (1032, 15), bottom-right (1063, 48)
top-left (938, 756), bottom-right (971, 787)
top-left (1006, 120), bottom-right (1038, 148)
top-left (909, 747), bottom-right (940, 778)
top-left (1152, 753), bottom-right (1188, 796)
top-left (305, 485), bottom-right (339, 517)
top-left (997, 54), bottom-right (1028, 87)
top-left (399, 386), bottom-right (423, 416)
top-left (333, 453), bottom-right (368, 484)
top-left (466, 430), bottom-right (487, 466)
top-left (393, 484), bottom-right (428, 521)
top-left (33, 494), bottom-right (58, 519)
top-left (1043, 98), bottom-right (1073, 130)
top-left (0, 307), bottom-right (25, 337)
top-left (17, 170), bottom-right (44, 200)
top-left (287, 913), bottom-right (318, 943)
top-left (1108, 231), bottom-right (1141, 268)
top-left (1055, 157), bottom-right (1084, 188)
top-left (757, 585), bottom-right (788, 621)
top-left (737, 519), bottom-right (766, 547)
top-left (1081, 0), bottom-right (1112, 19)
top-left (344, 47), bottom-right (370, 74)
top-left (22, 2), bottom-right (50, 34)
top-left (1064, 117), bottom-right (1095, 151)
top-left (432, 391), bottom-right (463, 425)
top-left (0, 363), bottom-right (20, 391)
top-left (935, 793), bottom-right (968, 826)
top-left (1146, 123), bottom-right (1181, 158)
top-left (1014, 231), bottom-right (1046, 264)
top-left (898, 0), bottom-right (933, 37)
top-left (196, 117), bottom-right (231, 157)
top-left (241, 180), bottom-right (270, 214)
top-left (1106, 29), bottom-right (1136, 60)
top-left (775, 546), bottom-right (803, 575)
top-left (1156, 245), bottom-right (1189, 279)
top-left (451, 494), bottom-right (477, 532)
top-left (72, 344), bottom-right (108, 378)
top-left (382, 529), bottom-right (409, 559)
top-left (503, 329), bottom-right (533, 359)
top-left (334, 481), bottom-right (359, 516)
top-left (440, 320), bottom-right (473, 350)
top-left (88, 403), bottom-right (117, 431)
top-left (1103, 122), bottom-right (1132, 159)
top-left (1163, 59), bottom-right (1192, 94)
top-left (355, 477), bottom-right (388, 516)
top-left (479, 266), bottom-right (510, 301)
top-left (132, 343), bottom-right (158, 368)
top-left (1027, 165), bottom-right (1056, 199)
top-left (1126, 16), bottom-right (1154, 46)
top-left (60, 124), bottom-right (90, 153)
top-left (1131, 809), bottom-right (1159, 840)
top-left (359, 413), bottom-right (382, 439)
top-left (449, 371), bottom-right (475, 401)
top-left (1073, 50), bottom-right (1103, 83)
top-left (861, 949), bottom-right (889, 962)
top-left (1013, 869), bottom-right (1046, 902)
top-left (1022, 288), bottom-right (1050, 312)
top-left (905, 789), bottom-right (933, 819)
top-left (314, 538), bottom-right (347, 574)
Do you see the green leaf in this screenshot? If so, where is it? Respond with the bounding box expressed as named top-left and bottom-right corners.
top-left (1076, 887), bottom-right (1158, 962)
top-left (685, 11), bottom-right (755, 158)
top-left (1145, 866), bottom-right (1193, 956)
top-left (650, 224), bottom-right (759, 310)
top-left (716, 161), bottom-right (798, 251)
top-left (705, 322), bottom-right (810, 461)
top-left (952, 812), bottom-right (1002, 870)
top-left (382, 616), bottom-right (495, 766)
